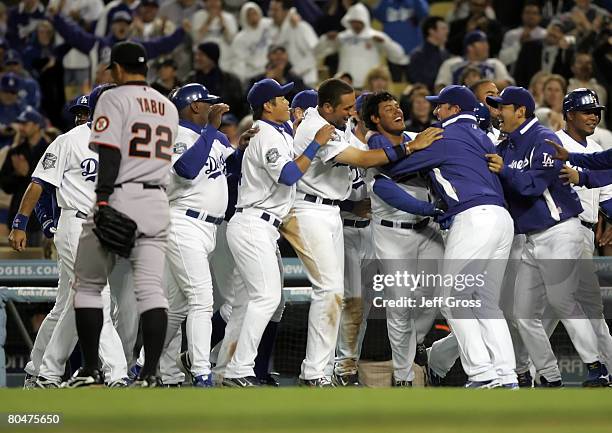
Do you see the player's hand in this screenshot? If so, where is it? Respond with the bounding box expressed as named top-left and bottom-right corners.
top-left (208, 103), bottom-right (230, 129)
top-left (8, 229), bottom-right (27, 252)
top-left (486, 153), bottom-right (504, 173)
top-left (41, 219), bottom-right (57, 239)
top-left (314, 124), bottom-right (336, 146)
top-left (237, 125), bottom-right (259, 152)
top-left (560, 166), bottom-right (579, 185)
top-left (598, 227), bottom-right (612, 246)
top-left (545, 139), bottom-right (569, 161)
top-left (352, 198), bottom-right (371, 219)
top-left (409, 127), bottom-right (443, 153)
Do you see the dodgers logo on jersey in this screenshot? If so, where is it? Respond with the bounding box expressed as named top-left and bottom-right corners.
top-left (81, 158), bottom-right (98, 182)
top-left (42, 153), bottom-right (57, 170)
top-left (542, 152), bottom-right (554, 167)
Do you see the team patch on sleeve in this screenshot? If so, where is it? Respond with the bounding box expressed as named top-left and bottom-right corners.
top-left (42, 153), bottom-right (57, 170)
top-left (266, 148), bottom-right (281, 164)
top-left (93, 116), bottom-right (110, 132)
top-left (173, 142), bottom-right (187, 154)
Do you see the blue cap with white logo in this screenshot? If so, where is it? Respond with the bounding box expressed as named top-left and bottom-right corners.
top-left (291, 89), bottom-right (318, 110)
top-left (69, 95), bottom-right (90, 113)
top-left (247, 78), bottom-right (294, 108)
top-left (486, 86), bottom-right (535, 117)
top-left (0, 72), bottom-right (21, 93)
top-left (426, 85), bottom-right (479, 112)
top-left (16, 107), bottom-right (45, 128)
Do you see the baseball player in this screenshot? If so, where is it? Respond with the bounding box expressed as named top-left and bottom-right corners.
top-left (9, 85), bottom-right (128, 388)
top-left (68, 95), bottom-right (91, 127)
top-left (64, 41), bottom-right (179, 388)
top-left (362, 91), bottom-right (445, 387)
top-left (281, 78), bottom-right (441, 386)
top-left (332, 92), bottom-right (377, 387)
top-left (486, 86), bottom-right (608, 387)
top-left (376, 85), bottom-right (517, 388)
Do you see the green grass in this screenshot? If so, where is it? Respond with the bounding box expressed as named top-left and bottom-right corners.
top-left (1, 388), bottom-right (612, 433)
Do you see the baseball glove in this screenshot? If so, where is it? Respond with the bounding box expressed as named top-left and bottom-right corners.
top-left (93, 205), bottom-right (137, 258)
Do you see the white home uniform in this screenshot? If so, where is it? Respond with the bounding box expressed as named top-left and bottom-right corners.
top-left (26, 123), bottom-right (127, 384)
top-left (334, 130), bottom-right (375, 379)
top-left (369, 131), bottom-right (444, 383)
top-left (222, 120), bottom-right (293, 379)
top-left (281, 107), bottom-right (352, 381)
top-left (160, 121), bottom-right (236, 379)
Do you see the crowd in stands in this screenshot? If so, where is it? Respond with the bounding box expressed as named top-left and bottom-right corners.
top-left (0, 0), bottom-right (610, 243)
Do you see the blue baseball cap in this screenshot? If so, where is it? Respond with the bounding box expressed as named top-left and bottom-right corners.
top-left (0, 38), bottom-right (7, 49)
top-left (16, 107), bottom-right (45, 127)
top-left (247, 78), bottom-right (294, 108)
top-left (486, 86), bottom-right (535, 117)
top-left (426, 85), bottom-right (479, 112)
top-left (220, 113), bottom-right (238, 126)
top-left (291, 89), bottom-right (317, 110)
top-left (112, 10), bottom-right (133, 24)
top-left (0, 72), bottom-right (21, 93)
top-left (69, 94), bottom-right (90, 113)
top-left (355, 91), bottom-right (372, 114)
top-left (464, 30), bottom-right (488, 49)
top-left (4, 49), bottom-right (22, 65)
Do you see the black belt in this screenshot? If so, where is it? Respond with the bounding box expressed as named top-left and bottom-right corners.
top-left (302, 193), bottom-right (340, 207)
top-left (235, 208), bottom-right (281, 228)
top-left (185, 209), bottom-right (224, 225)
top-left (379, 218), bottom-right (430, 230)
top-left (76, 211), bottom-right (87, 220)
top-left (115, 183), bottom-right (164, 190)
top-left (581, 221), bottom-right (596, 230)
top-left (343, 219), bottom-right (370, 228)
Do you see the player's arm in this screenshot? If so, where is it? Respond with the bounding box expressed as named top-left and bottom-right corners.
top-left (139, 25), bottom-right (186, 59)
top-left (373, 174), bottom-right (443, 217)
top-left (34, 180), bottom-right (58, 239)
top-left (50, 12), bottom-right (97, 54)
top-left (277, 125), bottom-right (336, 186)
top-left (8, 180), bottom-right (44, 251)
top-left (547, 138), bottom-right (612, 169)
top-left (334, 127), bottom-right (443, 169)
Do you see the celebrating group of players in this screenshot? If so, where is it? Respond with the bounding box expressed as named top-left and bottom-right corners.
top-left (10, 40), bottom-right (612, 389)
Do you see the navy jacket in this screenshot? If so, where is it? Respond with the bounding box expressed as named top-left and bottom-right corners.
top-left (496, 118), bottom-right (583, 234)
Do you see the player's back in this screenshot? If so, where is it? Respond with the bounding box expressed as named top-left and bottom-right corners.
top-left (90, 84), bottom-right (179, 187)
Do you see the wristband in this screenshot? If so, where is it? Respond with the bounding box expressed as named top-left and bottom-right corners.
top-left (12, 213), bottom-right (29, 231)
top-left (303, 140), bottom-right (321, 160)
top-left (383, 144), bottom-right (406, 162)
top-left (97, 201), bottom-right (109, 207)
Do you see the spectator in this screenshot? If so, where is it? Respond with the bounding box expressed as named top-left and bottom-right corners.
top-left (535, 73), bottom-right (567, 130)
top-left (192, 0), bottom-right (238, 71)
top-left (95, 0), bottom-right (139, 37)
top-left (159, 0), bottom-right (204, 26)
top-left (268, 0), bottom-right (319, 87)
top-left (435, 30), bottom-right (513, 92)
top-left (0, 4), bottom-right (7, 40)
top-left (49, 0), bottom-right (104, 98)
top-left (50, 8), bottom-right (187, 74)
top-left (151, 58), bottom-right (181, 96)
top-left (567, 51), bottom-right (608, 127)
top-left (314, 0), bottom-right (355, 76)
top-left (372, 0), bottom-right (429, 82)
top-left (408, 16), bottom-right (450, 92)
top-left (7, 0), bottom-right (46, 51)
top-left (3, 50), bottom-right (42, 110)
top-left (554, 0), bottom-right (610, 49)
top-left (498, 1), bottom-right (547, 71)
top-left (335, 71), bottom-right (354, 86)
top-left (186, 42), bottom-right (247, 119)
top-left (0, 74), bottom-right (28, 147)
top-left (400, 83), bottom-right (434, 133)
top-left (447, 0), bottom-right (504, 56)
top-left (446, 0), bottom-right (496, 22)
top-left (316, 3), bottom-right (407, 89)
top-left (528, 70), bottom-right (552, 107)
top-left (458, 65), bottom-right (483, 87)
top-left (0, 38), bottom-right (7, 70)
top-left (0, 107), bottom-right (49, 245)
top-left (219, 113), bottom-right (239, 147)
top-left (363, 65), bottom-right (391, 93)
top-left (247, 45), bottom-right (306, 104)
top-left (231, 2), bottom-right (273, 84)
top-left (132, 0), bottom-right (176, 40)
top-left (22, 20), bottom-right (68, 128)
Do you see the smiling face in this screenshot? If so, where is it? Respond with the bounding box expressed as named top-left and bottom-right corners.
top-left (321, 92), bottom-right (356, 129)
top-left (498, 104), bottom-right (525, 133)
top-left (374, 99), bottom-right (404, 135)
top-left (265, 95), bottom-right (290, 123)
top-left (566, 109), bottom-right (601, 137)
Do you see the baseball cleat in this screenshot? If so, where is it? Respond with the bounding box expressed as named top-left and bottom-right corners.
top-left (127, 364), bottom-right (142, 382)
top-left (23, 374), bottom-right (37, 390)
top-left (193, 374), bottom-right (214, 388)
top-left (464, 379), bottom-right (502, 389)
top-left (427, 367), bottom-right (443, 387)
top-left (502, 383), bottom-right (519, 390)
top-left (517, 371), bottom-right (533, 388)
top-left (298, 377), bottom-right (334, 388)
top-left (130, 375), bottom-right (162, 388)
top-left (583, 361), bottom-right (609, 387)
top-left (392, 379), bottom-right (413, 387)
top-left (162, 383), bottom-right (182, 388)
top-left (538, 376), bottom-right (563, 388)
top-left (332, 372), bottom-right (360, 387)
top-left (259, 372), bottom-right (280, 387)
top-left (414, 343), bottom-right (428, 367)
top-left (107, 377), bottom-right (130, 388)
top-left (34, 376), bottom-right (61, 389)
top-left (61, 368), bottom-right (104, 388)
top-left (222, 376), bottom-right (258, 388)
top-left (176, 351), bottom-right (194, 383)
